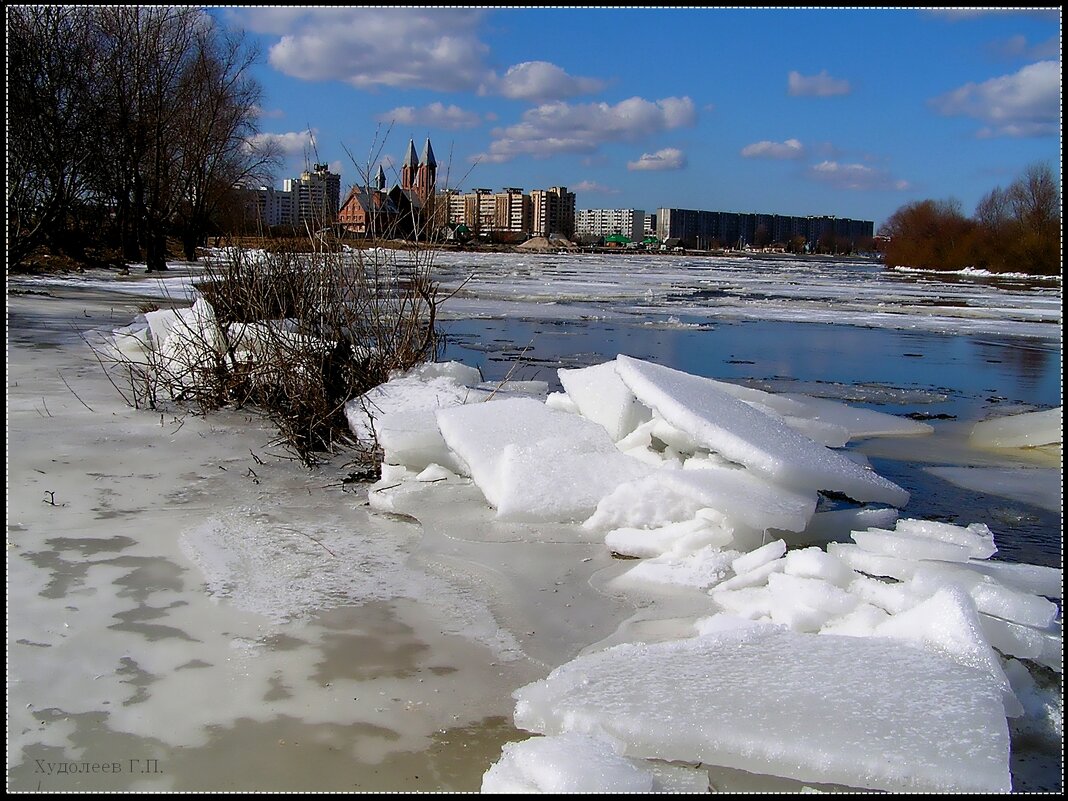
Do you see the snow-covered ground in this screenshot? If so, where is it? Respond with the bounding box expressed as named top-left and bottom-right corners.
top-left (7, 252), bottom-right (1062, 791)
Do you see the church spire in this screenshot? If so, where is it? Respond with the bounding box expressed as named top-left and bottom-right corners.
top-left (401, 138), bottom-right (419, 190)
top-left (421, 138), bottom-right (437, 169)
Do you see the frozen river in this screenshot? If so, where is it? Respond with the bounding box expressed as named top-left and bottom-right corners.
top-left (431, 251), bottom-right (1060, 567)
top-left (7, 250), bottom-right (1062, 791)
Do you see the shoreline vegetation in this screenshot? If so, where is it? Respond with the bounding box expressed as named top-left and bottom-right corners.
top-left (880, 163), bottom-right (1060, 278)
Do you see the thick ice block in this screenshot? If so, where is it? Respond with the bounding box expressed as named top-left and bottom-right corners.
top-left (559, 361), bottom-right (652, 441)
top-left (513, 627), bottom-right (1011, 792)
top-left (585, 466), bottom-right (817, 534)
top-left (613, 355), bottom-right (909, 506)
top-left (436, 397), bottom-right (652, 522)
top-left (970, 407), bottom-right (1062, 449)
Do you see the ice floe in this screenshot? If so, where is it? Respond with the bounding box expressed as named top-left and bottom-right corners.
top-left (343, 353), bottom-right (1058, 793)
top-left (104, 309), bottom-right (1060, 792)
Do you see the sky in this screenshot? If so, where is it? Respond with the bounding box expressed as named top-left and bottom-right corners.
top-left (214, 6), bottom-right (1062, 231)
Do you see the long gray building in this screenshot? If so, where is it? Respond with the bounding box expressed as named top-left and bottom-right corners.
top-left (656, 207), bottom-right (873, 250)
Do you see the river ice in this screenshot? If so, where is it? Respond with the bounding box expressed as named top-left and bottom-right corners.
top-left (7, 251), bottom-right (1062, 792)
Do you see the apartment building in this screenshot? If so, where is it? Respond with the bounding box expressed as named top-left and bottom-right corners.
top-left (244, 163), bottom-right (342, 230)
top-left (656, 207), bottom-right (874, 249)
top-left (284, 163), bottom-right (342, 227)
top-left (531, 186), bottom-right (576, 239)
top-left (445, 186), bottom-right (557, 237)
top-left (576, 208), bottom-right (646, 241)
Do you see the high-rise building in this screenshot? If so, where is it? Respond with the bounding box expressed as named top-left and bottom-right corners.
top-left (531, 186), bottom-right (576, 239)
top-left (284, 163), bottom-right (341, 227)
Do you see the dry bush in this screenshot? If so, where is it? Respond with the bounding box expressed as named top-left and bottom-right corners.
top-left (95, 131), bottom-right (463, 467)
top-left (94, 241), bottom-right (442, 467)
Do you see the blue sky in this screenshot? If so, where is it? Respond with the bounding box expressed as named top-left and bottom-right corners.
top-left (215, 6), bottom-right (1061, 231)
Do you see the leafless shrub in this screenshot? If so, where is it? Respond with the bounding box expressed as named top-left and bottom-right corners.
top-left (92, 239), bottom-right (442, 467)
top-left (94, 131), bottom-right (455, 468)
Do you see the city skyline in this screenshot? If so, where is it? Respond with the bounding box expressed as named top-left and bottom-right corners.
top-left (214, 6), bottom-right (1061, 230)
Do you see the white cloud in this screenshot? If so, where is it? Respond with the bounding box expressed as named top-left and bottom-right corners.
top-left (741, 138), bottom-right (806, 159)
top-left (246, 129), bottom-right (318, 156)
top-left (788, 70), bottom-right (851, 97)
top-left (986, 34), bottom-right (1060, 62)
top-left (237, 8), bottom-right (490, 92)
top-left (251, 105), bottom-right (286, 120)
top-left (806, 161), bottom-right (910, 191)
top-left (573, 180), bottom-right (620, 194)
top-left (472, 96), bottom-right (696, 163)
top-left (627, 148), bottom-right (687, 172)
top-left (480, 61), bottom-right (605, 103)
top-left (925, 9), bottom-right (1060, 22)
top-left (376, 102), bottom-right (483, 130)
top-left (928, 60), bottom-right (1059, 138)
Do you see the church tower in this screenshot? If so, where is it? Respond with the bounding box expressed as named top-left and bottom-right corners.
top-left (415, 138), bottom-right (437, 202)
top-left (400, 139), bottom-right (419, 191)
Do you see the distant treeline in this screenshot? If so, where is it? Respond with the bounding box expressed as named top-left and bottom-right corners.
top-left (879, 163), bottom-right (1060, 276)
top-left (8, 6), bottom-right (277, 271)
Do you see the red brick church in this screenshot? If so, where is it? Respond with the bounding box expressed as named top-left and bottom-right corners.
top-left (338, 138), bottom-right (437, 239)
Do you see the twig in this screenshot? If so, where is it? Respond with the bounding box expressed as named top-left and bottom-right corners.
top-left (280, 525), bottom-right (338, 557)
top-left (485, 337), bottom-right (537, 401)
top-left (57, 370), bottom-right (94, 412)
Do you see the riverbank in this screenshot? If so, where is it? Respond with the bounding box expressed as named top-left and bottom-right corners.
top-left (7, 284), bottom-right (599, 791)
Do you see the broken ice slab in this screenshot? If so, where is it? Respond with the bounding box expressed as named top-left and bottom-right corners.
top-left (345, 361), bottom-right (489, 471)
top-left (481, 732), bottom-right (711, 793)
top-left (780, 392), bottom-right (935, 439)
top-left (558, 361), bottom-right (652, 441)
top-left (613, 355), bottom-right (910, 506)
top-left (851, 528), bottom-right (976, 563)
top-left (584, 466), bottom-right (817, 536)
top-left (969, 406), bottom-right (1063, 449)
top-left (436, 397), bottom-right (652, 522)
top-left (512, 626), bottom-right (1011, 793)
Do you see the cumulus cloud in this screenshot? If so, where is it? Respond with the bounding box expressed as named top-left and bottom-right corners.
top-left (573, 180), bottom-right (620, 194)
top-left (788, 70), bottom-right (851, 97)
top-left (627, 148), bottom-right (687, 171)
top-left (806, 161), bottom-right (911, 191)
top-left (237, 8), bottom-right (489, 92)
top-left (246, 129), bottom-right (318, 156)
top-left (480, 61), bottom-right (605, 103)
top-left (376, 102), bottom-right (484, 130)
top-left (741, 138), bottom-right (806, 159)
top-left (472, 96), bottom-right (696, 163)
top-left (928, 60), bottom-right (1060, 138)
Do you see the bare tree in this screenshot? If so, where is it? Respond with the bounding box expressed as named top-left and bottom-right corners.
top-left (172, 16), bottom-right (279, 261)
top-left (7, 6), bottom-right (101, 264)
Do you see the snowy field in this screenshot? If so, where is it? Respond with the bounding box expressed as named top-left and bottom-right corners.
top-left (6, 251), bottom-right (1062, 792)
